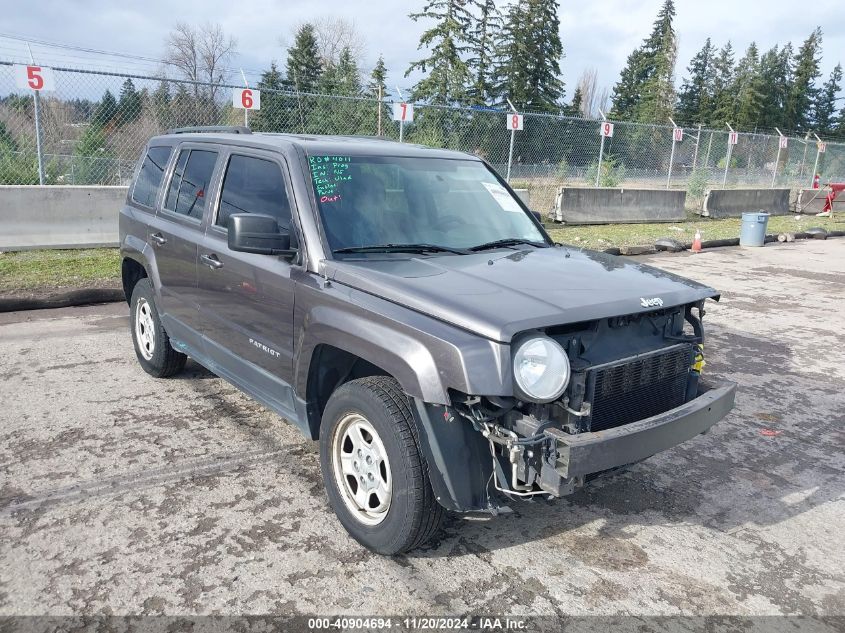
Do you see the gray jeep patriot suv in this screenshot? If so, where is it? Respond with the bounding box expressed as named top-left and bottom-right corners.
top-left (120, 126), bottom-right (736, 555)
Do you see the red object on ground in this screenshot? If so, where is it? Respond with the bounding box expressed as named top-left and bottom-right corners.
top-left (692, 229), bottom-right (702, 253)
top-left (823, 183), bottom-right (845, 212)
top-left (761, 429), bottom-right (783, 437)
top-left (813, 174), bottom-right (820, 189)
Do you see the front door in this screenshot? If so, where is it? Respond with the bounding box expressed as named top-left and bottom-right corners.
top-left (148, 145), bottom-right (220, 349)
top-left (194, 150), bottom-right (299, 417)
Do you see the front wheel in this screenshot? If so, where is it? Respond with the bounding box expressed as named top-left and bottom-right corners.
top-left (319, 376), bottom-right (444, 555)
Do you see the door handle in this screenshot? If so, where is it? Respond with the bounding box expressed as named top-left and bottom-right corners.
top-left (150, 232), bottom-right (167, 246)
top-left (200, 253), bottom-right (224, 270)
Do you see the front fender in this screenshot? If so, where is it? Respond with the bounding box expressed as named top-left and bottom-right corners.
top-left (293, 277), bottom-right (512, 406)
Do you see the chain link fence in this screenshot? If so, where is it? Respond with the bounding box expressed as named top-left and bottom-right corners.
top-left (2, 61), bottom-right (844, 214)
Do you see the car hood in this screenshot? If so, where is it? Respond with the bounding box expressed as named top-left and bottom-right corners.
top-left (324, 246), bottom-right (718, 342)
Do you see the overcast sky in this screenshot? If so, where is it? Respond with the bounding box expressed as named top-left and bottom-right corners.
top-left (1, 0), bottom-right (843, 109)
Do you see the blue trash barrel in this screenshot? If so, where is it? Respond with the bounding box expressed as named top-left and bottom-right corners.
top-left (740, 212), bottom-right (770, 247)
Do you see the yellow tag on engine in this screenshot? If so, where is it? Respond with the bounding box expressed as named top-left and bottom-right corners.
top-left (692, 344), bottom-right (706, 373)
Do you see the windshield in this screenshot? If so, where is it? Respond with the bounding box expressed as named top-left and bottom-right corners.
top-left (307, 154), bottom-right (546, 254)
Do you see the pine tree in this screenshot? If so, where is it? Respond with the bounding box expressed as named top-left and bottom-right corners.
top-left (118, 78), bottom-right (142, 126)
top-left (734, 43), bottom-right (765, 129)
top-left (812, 63), bottom-right (842, 133)
top-left (287, 24), bottom-right (322, 94)
top-left (405, 0), bottom-right (473, 104)
top-left (610, 0), bottom-right (677, 122)
top-left (251, 62), bottom-right (288, 132)
top-left (785, 27), bottom-right (822, 131)
top-left (836, 105), bottom-right (845, 135)
top-left (757, 44), bottom-right (792, 130)
top-left (676, 38), bottom-right (715, 124)
top-left (92, 90), bottom-right (119, 128)
top-left (564, 86), bottom-right (583, 117)
top-left (610, 49), bottom-right (648, 119)
top-left (709, 42), bottom-right (736, 126)
top-left (466, 0), bottom-right (503, 105)
top-left (366, 55), bottom-right (388, 99)
top-left (317, 46), bottom-right (361, 104)
top-left (496, 0), bottom-right (565, 112)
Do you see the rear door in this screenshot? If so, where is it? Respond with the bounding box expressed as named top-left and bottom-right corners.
top-left (194, 149), bottom-right (300, 416)
top-left (147, 144), bottom-right (221, 349)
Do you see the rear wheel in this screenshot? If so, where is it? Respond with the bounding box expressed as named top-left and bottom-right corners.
top-left (129, 279), bottom-right (186, 378)
top-left (319, 376), bottom-right (444, 555)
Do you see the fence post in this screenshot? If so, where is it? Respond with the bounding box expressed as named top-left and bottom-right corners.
top-left (771, 128), bottom-right (784, 188)
top-left (667, 117), bottom-right (679, 189)
top-left (506, 127), bottom-right (515, 182)
top-left (377, 85), bottom-right (383, 136)
top-left (723, 124), bottom-right (735, 186)
top-left (33, 90), bottom-right (45, 185)
top-left (704, 131), bottom-right (713, 169)
top-left (692, 124), bottom-right (702, 170)
top-left (799, 132), bottom-right (810, 180)
top-left (810, 133), bottom-right (822, 187)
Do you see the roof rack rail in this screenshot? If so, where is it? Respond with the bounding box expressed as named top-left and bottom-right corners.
top-left (165, 126), bottom-right (252, 135)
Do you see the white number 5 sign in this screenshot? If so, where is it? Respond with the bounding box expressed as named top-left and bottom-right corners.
top-left (233, 88), bottom-right (260, 110)
top-left (14, 65), bottom-right (55, 92)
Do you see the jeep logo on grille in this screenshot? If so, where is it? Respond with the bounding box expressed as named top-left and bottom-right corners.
top-left (640, 297), bottom-right (664, 308)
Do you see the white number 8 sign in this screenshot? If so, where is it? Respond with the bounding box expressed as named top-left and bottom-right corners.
top-left (506, 113), bottom-right (524, 131)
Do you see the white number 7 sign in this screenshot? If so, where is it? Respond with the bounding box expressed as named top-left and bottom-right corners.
top-left (392, 102), bottom-right (414, 122)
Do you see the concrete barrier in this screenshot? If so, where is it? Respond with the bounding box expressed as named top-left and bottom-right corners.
top-left (551, 187), bottom-right (686, 224)
top-left (796, 188), bottom-right (833, 215)
top-left (0, 186), bottom-right (127, 250)
top-left (513, 188), bottom-right (530, 207)
top-left (700, 188), bottom-right (791, 218)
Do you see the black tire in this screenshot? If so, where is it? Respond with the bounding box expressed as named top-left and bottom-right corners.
top-left (319, 376), bottom-right (444, 555)
top-left (129, 278), bottom-right (187, 378)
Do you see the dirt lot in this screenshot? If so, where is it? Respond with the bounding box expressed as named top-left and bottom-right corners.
top-left (0, 240), bottom-right (843, 624)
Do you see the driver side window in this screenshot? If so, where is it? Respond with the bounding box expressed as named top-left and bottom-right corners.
top-left (216, 154), bottom-right (292, 231)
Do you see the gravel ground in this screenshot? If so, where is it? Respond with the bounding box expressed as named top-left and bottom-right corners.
top-left (0, 240), bottom-right (843, 626)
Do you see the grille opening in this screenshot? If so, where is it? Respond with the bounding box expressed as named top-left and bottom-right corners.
top-left (587, 345), bottom-right (692, 432)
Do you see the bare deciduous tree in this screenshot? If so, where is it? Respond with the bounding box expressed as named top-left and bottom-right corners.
top-left (164, 22), bottom-right (237, 107)
top-left (312, 16), bottom-right (366, 68)
top-left (576, 68), bottom-right (598, 117)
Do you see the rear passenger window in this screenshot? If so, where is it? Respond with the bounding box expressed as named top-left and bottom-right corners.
top-left (132, 146), bottom-right (171, 208)
top-left (164, 149), bottom-right (218, 221)
top-left (216, 155), bottom-right (292, 230)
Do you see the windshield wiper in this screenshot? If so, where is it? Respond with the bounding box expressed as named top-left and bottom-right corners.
top-left (333, 243), bottom-right (470, 255)
top-left (469, 238), bottom-right (548, 252)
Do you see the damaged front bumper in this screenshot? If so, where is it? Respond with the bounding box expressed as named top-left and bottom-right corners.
top-left (412, 380), bottom-right (736, 514)
top-left (547, 380), bottom-right (736, 479)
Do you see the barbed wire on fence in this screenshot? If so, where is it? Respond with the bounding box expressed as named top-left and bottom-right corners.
top-left (0, 61), bottom-right (842, 213)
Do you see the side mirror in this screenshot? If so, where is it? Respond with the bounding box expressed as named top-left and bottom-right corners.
top-left (228, 213), bottom-right (294, 256)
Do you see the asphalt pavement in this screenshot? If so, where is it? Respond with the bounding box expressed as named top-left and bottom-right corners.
top-left (0, 240), bottom-right (843, 622)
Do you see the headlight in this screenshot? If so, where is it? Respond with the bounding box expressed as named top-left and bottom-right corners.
top-left (512, 334), bottom-right (571, 402)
